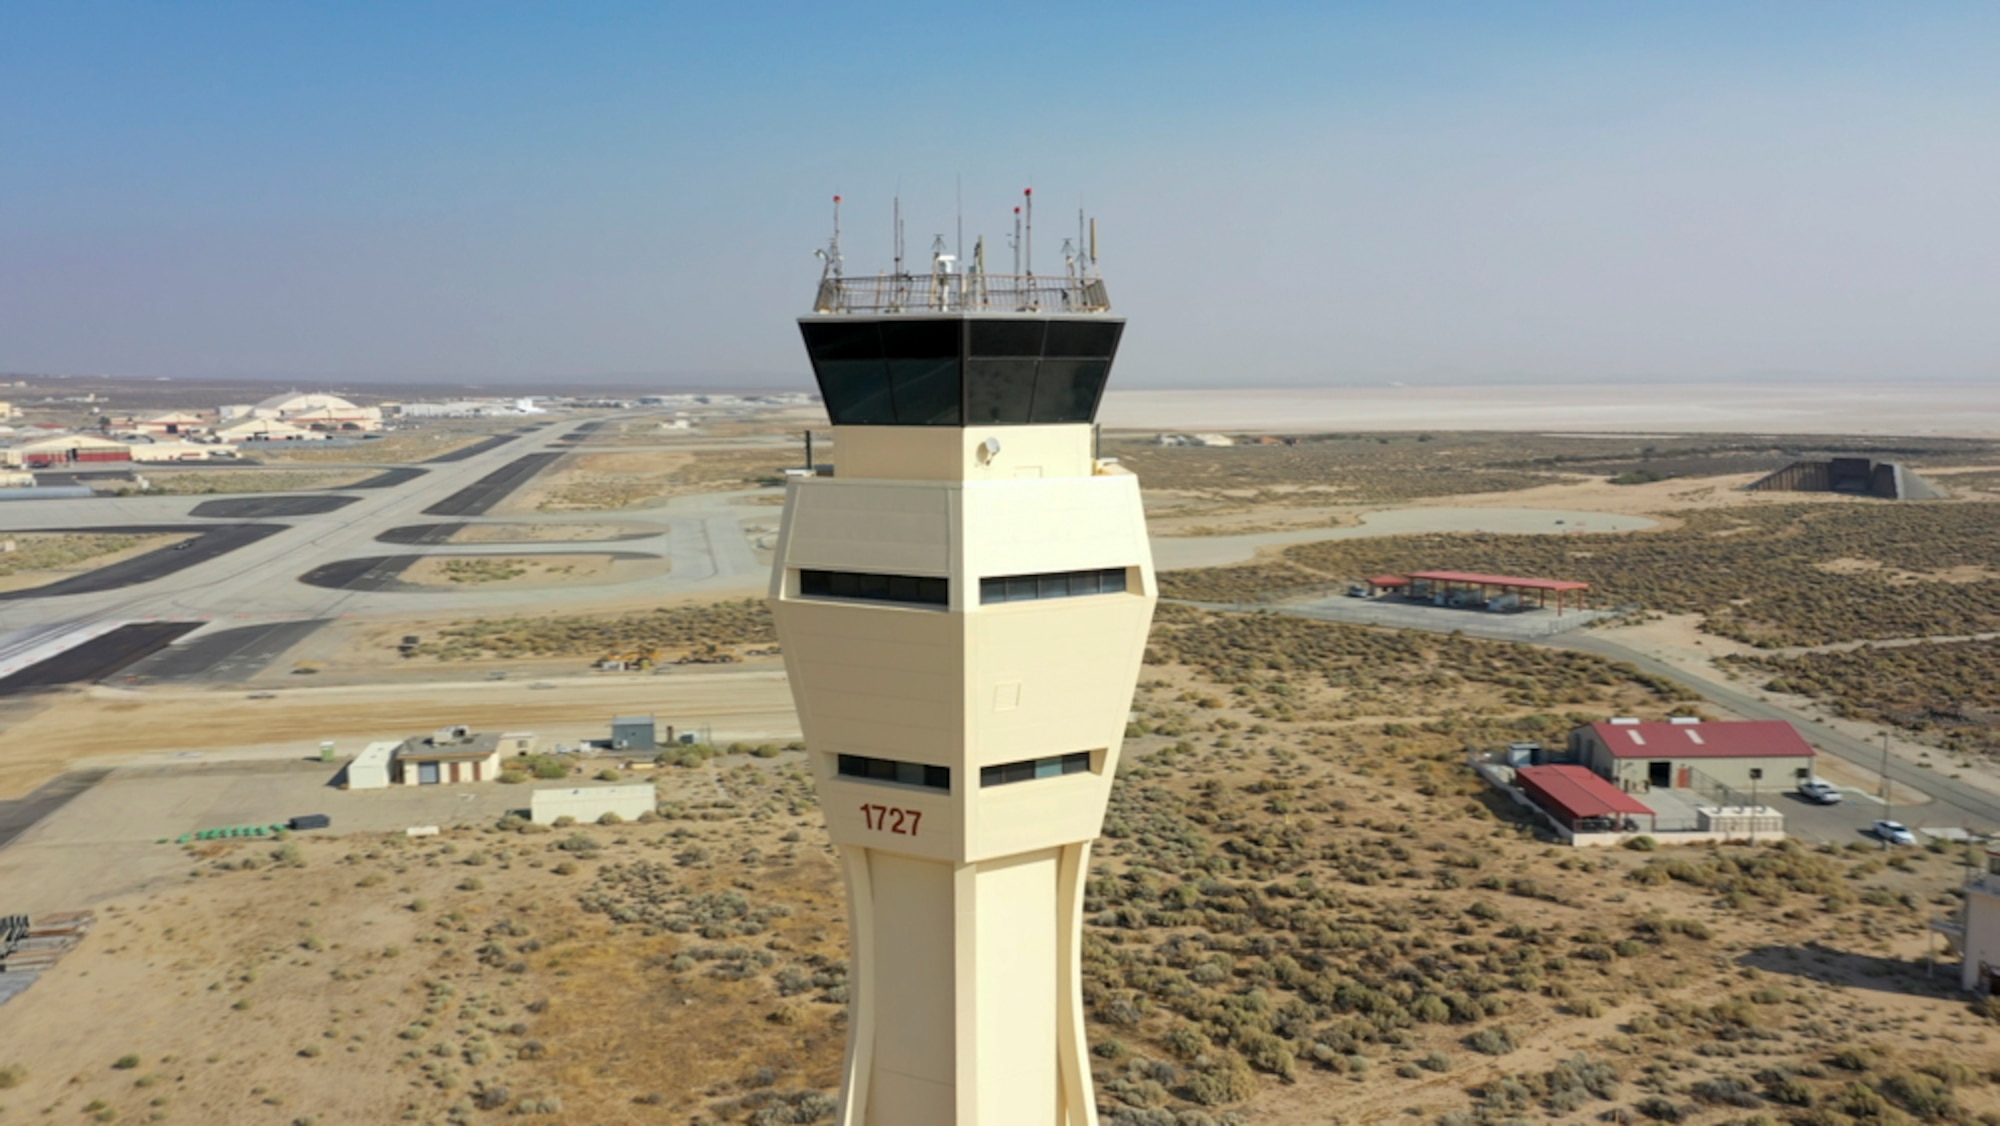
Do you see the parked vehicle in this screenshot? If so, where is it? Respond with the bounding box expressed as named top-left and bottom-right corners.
top-left (1797, 779), bottom-right (1842, 804)
top-left (1873, 819), bottom-right (1917, 845)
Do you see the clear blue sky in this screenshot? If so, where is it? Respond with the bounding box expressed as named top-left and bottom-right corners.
top-left (3, 2), bottom-right (1997, 388)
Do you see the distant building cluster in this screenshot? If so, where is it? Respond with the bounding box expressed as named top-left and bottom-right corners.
top-left (0, 391), bottom-right (395, 480)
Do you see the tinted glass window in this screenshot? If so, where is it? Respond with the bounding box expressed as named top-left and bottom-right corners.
top-left (1029, 359), bottom-right (1109, 423)
top-left (799, 569), bottom-right (948, 607)
top-left (815, 361), bottom-right (895, 424)
top-left (801, 321), bottom-right (883, 360)
top-left (877, 319), bottom-right (962, 359)
top-left (1043, 320), bottom-right (1122, 359)
top-left (964, 359), bottom-right (1038, 424)
top-left (969, 319), bottom-right (1046, 357)
top-left (887, 357), bottom-right (961, 425)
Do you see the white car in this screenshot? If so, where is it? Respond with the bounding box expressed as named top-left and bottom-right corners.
top-left (1797, 779), bottom-right (1841, 805)
top-left (1873, 819), bottom-right (1917, 846)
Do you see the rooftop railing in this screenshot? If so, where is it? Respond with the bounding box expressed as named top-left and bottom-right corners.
top-left (812, 273), bottom-right (1111, 315)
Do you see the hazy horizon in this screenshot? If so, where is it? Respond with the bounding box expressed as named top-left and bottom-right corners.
top-left (6, 4), bottom-right (1999, 389)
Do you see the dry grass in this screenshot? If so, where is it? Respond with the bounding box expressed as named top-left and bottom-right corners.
top-left (12, 609), bottom-right (1993, 1125)
top-left (119, 469), bottom-right (371, 495)
top-left (253, 428), bottom-right (499, 464)
top-left (1727, 638), bottom-right (2000, 759)
top-left (1162, 502), bottom-right (2000, 649)
top-left (405, 599), bottom-right (774, 662)
top-left (0, 533), bottom-right (172, 579)
top-left (534, 450), bottom-right (786, 512)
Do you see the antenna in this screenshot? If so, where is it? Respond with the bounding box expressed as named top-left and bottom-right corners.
top-left (816, 195), bottom-right (844, 281)
top-left (1089, 217), bottom-right (1098, 269)
top-left (956, 174), bottom-right (963, 267)
top-left (1023, 187), bottom-right (1034, 277)
top-left (893, 196), bottom-right (904, 277)
top-left (1010, 207), bottom-right (1021, 276)
top-left (1078, 208), bottom-right (1086, 276)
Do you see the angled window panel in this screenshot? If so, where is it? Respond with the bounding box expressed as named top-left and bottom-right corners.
top-left (964, 359), bottom-right (1038, 424)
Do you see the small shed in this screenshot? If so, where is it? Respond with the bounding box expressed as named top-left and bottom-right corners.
top-left (531, 784), bottom-right (657, 825)
top-left (611, 715), bottom-right (657, 752)
top-left (345, 741), bottom-right (399, 790)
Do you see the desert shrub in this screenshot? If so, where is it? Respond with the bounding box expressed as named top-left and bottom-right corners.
top-left (0, 1063), bottom-right (25, 1088)
top-left (1466, 1026), bottom-right (1516, 1056)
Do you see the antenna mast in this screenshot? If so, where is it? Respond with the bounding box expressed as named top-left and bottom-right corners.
top-left (1023, 187), bottom-right (1034, 277)
top-left (1010, 206), bottom-right (1021, 276)
top-left (893, 196), bottom-right (904, 277)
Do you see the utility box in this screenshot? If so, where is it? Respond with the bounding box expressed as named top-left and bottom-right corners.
top-left (610, 715), bottom-right (657, 752)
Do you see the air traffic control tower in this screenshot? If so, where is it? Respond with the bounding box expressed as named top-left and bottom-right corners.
top-left (769, 198), bottom-right (1157, 1126)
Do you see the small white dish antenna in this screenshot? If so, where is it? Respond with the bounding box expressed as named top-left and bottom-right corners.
top-left (981, 436), bottom-right (1002, 463)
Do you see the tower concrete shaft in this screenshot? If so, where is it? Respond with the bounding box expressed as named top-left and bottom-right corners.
top-left (771, 301), bottom-right (1154, 1126)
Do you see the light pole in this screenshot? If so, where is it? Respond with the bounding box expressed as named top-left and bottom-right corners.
top-left (1880, 729), bottom-right (1892, 849)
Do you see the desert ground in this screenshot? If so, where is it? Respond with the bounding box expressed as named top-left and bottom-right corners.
top-left (5, 390), bottom-right (2000, 1124)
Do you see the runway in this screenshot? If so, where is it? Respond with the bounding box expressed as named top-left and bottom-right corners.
top-left (349, 467), bottom-right (428, 489)
top-left (423, 433), bottom-right (518, 463)
top-left (118, 619), bottom-right (331, 685)
top-left (0, 621), bottom-right (202, 695)
top-left (421, 452), bottom-right (564, 517)
top-left (0, 415), bottom-right (772, 681)
top-left (0, 524), bottom-right (287, 601)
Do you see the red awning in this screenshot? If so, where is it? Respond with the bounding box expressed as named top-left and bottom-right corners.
top-left (1366, 574), bottom-right (1409, 587)
top-left (1516, 764), bottom-right (1652, 821)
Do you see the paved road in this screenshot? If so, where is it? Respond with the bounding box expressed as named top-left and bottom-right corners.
top-left (0, 769), bottom-right (110, 852)
top-left (423, 432), bottom-right (518, 463)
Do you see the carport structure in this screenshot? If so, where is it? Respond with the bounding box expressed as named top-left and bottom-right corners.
top-left (1407, 570), bottom-right (1590, 614)
top-left (1364, 574), bottom-right (1410, 595)
top-left (1516, 764), bottom-right (1655, 834)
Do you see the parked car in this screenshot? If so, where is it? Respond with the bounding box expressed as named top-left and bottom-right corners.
top-left (1797, 779), bottom-right (1842, 804)
top-left (1873, 819), bottom-right (1917, 846)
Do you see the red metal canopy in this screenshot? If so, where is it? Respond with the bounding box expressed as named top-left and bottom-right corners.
top-left (1366, 574), bottom-right (1410, 587)
top-left (1407, 570), bottom-right (1589, 593)
top-left (1516, 764), bottom-right (1652, 823)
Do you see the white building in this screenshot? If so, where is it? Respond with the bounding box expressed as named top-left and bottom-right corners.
top-left (530, 783), bottom-right (656, 824)
top-left (771, 263), bottom-right (1155, 1125)
top-left (215, 418), bottom-right (325, 442)
top-left (247, 391), bottom-right (384, 431)
top-left (344, 741), bottom-right (399, 790)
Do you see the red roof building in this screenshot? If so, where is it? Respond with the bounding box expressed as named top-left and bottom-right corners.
top-left (1515, 764), bottom-right (1655, 833)
top-left (1572, 720), bottom-right (1815, 794)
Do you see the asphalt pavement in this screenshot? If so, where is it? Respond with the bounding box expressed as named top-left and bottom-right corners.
top-left (117, 619), bottom-right (330, 685)
top-left (190, 494), bottom-right (360, 519)
top-left (0, 524), bottom-right (287, 601)
top-left (0, 622), bottom-right (201, 695)
top-left (421, 452), bottom-right (564, 516)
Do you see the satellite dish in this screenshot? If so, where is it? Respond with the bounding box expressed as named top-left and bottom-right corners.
top-left (982, 436), bottom-right (1002, 462)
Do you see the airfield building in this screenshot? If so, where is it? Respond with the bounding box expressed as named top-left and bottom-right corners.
top-left (1570, 718), bottom-right (1815, 793)
top-left (392, 727), bottom-right (535, 785)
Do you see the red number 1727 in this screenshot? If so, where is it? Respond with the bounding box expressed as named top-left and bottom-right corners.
top-left (860, 804), bottom-right (921, 836)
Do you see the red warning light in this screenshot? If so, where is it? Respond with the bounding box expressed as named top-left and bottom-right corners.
top-left (833, 195), bottom-right (841, 203)
top-left (1024, 188), bottom-right (1032, 196)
